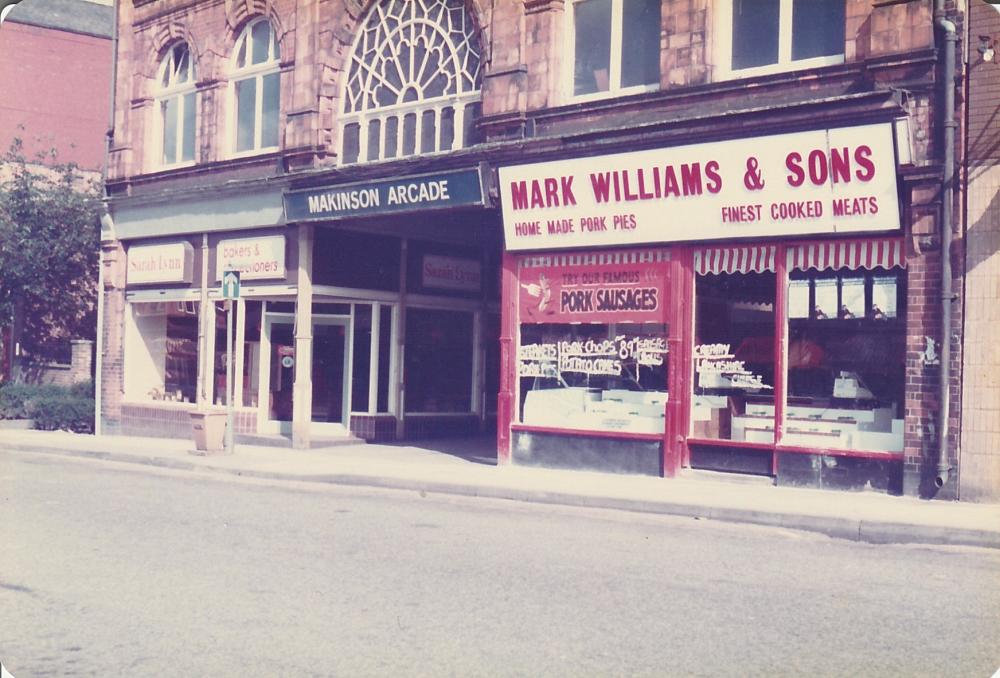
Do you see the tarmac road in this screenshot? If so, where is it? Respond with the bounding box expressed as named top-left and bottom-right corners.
top-left (1, 450), bottom-right (998, 677)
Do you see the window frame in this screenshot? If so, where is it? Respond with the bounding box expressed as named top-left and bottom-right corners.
top-left (714, 0), bottom-right (845, 81)
top-left (564, 0), bottom-right (662, 103)
top-left (228, 17), bottom-right (281, 158)
top-left (338, 0), bottom-right (483, 165)
top-left (153, 41), bottom-right (198, 169)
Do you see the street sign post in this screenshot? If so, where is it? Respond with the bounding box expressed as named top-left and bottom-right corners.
top-left (222, 271), bottom-right (240, 454)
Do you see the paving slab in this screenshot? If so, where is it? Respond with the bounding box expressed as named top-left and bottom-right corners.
top-left (2, 429), bottom-right (998, 549)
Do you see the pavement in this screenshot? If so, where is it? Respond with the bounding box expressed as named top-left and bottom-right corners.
top-left (2, 428), bottom-right (999, 549)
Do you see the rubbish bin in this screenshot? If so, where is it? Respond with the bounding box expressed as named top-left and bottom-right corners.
top-left (189, 409), bottom-right (228, 454)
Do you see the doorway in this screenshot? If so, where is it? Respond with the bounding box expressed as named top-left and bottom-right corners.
top-left (261, 314), bottom-right (351, 435)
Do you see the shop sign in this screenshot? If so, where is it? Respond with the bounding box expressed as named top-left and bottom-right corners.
top-left (216, 235), bottom-right (286, 281)
top-left (421, 255), bottom-right (481, 292)
top-left (126, 242), bottom-right (194, 285)
top-left (283, 168), bottom-right (486, 222)
top-left (499, 123), bottom-right (900, 251)
top-left (519, 260), bottom-right (666, 324)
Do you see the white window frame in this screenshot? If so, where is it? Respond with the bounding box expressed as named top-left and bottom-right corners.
top-left (564, 0), bottom-right (661, 103)
top-left (153, 42), bottom-right (197, 169)
top-left (228, 17), bottom-right (281, 158)
top-left (715, 0), bottom-right (845, 81)
top-left (338, 0), bottom-right (482, 165)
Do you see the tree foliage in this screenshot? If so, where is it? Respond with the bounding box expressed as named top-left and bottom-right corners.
top-left (0, 138), bottom-right (102, 360)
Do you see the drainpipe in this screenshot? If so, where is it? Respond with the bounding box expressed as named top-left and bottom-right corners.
top-left (934, 0), bottom-right (957, 490)
top-left (95, 0), bottom-right (120, 435)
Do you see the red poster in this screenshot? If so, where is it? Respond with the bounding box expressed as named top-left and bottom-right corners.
top-left (519, 261), bottom-right (668, 324)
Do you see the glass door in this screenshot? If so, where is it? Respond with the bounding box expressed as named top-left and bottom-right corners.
top-left (260, 313), bottom-right (351, 435)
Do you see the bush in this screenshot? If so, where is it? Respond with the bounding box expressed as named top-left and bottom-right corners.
top-left (0, 382), bottom-right (64, 419)
top-left (25, 394), bottom-right (95, 433)
top-left (69, 379), bottom-right (95, 399)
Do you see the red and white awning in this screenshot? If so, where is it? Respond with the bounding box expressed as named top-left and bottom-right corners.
top-left (694, 246), bottom-right (777, 275)
top-left (786, 238), bottom-right (905, 272)
top-left (519, 248), bottom-right (670, 269)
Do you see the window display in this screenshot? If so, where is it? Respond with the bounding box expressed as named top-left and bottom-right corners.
top-left (691, 271), bottom-right (776, 441)
top-left (518, 322), bottom-right (668, 434)
top-left (784, 269), bottom-right (905, 452)
top-left (124, 301), bottom-right (200, 403)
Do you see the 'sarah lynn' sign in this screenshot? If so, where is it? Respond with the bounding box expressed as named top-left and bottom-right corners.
top-left (519, 260), bottom-right (667, 324)
top-left (127, 242), bottom-right (194, 285)
top-left (499, 123), bottom-right (901, 251)
top-left (284, 168), bottom-right (486, 222)
top-left (421, 255), bottom-right (481, 292)
top-left (216, 235), bottom-right (286, 281)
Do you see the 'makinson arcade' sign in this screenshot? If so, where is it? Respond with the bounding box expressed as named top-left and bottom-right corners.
top-left (499, 123), bottom-right (901, 251)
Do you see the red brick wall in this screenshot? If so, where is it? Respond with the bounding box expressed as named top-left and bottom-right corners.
top-left (0, 22), bottom-right (112, 170)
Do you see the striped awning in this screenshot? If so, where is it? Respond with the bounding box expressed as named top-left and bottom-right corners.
top-left (694, 246), bottom-right (777, 275)
top-left (786, 238), bottom-right (905, 272)
top-left (519, 248), bottom-right (670, 269)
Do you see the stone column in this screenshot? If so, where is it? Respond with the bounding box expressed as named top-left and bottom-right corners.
top-left (292, 224), bottom-right (314, 448)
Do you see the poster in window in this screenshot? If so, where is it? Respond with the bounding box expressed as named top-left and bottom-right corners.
top-left (813, 279), bottom-right (837, 320)
top-left (872, 276), bottom-right (897, 319)
top-left (840, 277), bottom-right (865, 319)
top-left (789, 280), bottom-right (810, 319)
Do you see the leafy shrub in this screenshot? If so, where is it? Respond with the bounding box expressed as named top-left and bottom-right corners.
top-left (69, 379), bottom-right (95, 399)
top-left (25, 394), bottom-right (95, 433)
top-left (0, 382), bottom-right (64, 419)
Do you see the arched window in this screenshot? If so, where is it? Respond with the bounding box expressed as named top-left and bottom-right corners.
top-left (231, 18), bottom-right (281, 153)
top-left (340, 0), bottom-right (482, 164)
top-left (156, 42), bottom-right (196, 166)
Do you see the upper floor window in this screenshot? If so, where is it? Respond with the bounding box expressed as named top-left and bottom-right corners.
top-left (157, 42), bottom-right (196, 166)
top-left (231, 18), bottom-right (280, 154)
top-left (718, 0), bottom-right (845, 78)
top-left (569, 0), bottom-right (661, 98)
top-left (340, 0), bottom-right (482, 164)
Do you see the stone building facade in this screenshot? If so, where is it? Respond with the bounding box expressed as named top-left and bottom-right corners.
top-left (101, 0), bottom-right (977, 499)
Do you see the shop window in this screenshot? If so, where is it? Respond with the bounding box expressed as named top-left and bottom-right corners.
top-left (785, 268), bottom-right (905, 452)
top-left (519, 322), bottom-right (669, 434)
top-left (231, 18), bottom-right (280, 154)
top-left (124, 301), bottom-right (200, 403)
top-left (404, 308), bottom-right (473, 413)
top-left (570, 0), bottom-right (660, 97)
top-left (351, 304), bottom-right (372, 413)
top-left (156, 42), bottom-right (196, 166)
top-left (340, 0), bottom-right (482, 164)
top-left (718, 0), bottom-right (844, 78)
top-left (377, 305), bottom-right (393, 413)
top-left (691, 271), bottom-right (776, 442)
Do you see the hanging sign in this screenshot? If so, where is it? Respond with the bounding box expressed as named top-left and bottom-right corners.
top-left (126, 242), bottom-right (194, 285)
top-left (499, 123), bottom-right (901, 251)
top-left (216, 235), bottom-right (286, 281)
top-left (519, 260), bottom-right (667, 324)
top-left (284, 168), bottom-right (486, 222)
top-left (421, 255), bottom-right (481, 292)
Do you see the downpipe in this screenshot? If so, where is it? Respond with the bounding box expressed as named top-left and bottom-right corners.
top-left (934, 5), bottom-right (957, 490)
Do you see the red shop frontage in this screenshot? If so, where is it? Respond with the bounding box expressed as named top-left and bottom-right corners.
top-left (495, 122), bottom-right (913, 493)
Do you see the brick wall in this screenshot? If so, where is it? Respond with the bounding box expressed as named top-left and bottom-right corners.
top-left (962, 0), bottom-right (1000, 502)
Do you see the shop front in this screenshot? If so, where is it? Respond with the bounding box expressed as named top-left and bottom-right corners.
top-left (114, 166), bottom-right (500, 445)
top-left (497, 122), bottom-right (910, 492)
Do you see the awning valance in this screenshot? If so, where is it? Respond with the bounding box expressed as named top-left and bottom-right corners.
top-left (694, 246), bottom-right (777, 275)
top-left (786, 238), bottom-right (905, 272)
top-left (519, 249), bottom-right (670, 269)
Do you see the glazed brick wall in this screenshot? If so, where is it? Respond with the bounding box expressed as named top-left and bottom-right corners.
top-left (961, 1), bottom-right (1000, 502)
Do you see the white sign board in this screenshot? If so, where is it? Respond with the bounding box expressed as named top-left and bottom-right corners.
top-left (216, 235), bottom-right (286, 281)
top-left (421, 254), bottom-right (482, 292)
top-left (499, 123), bottom-right (901, 251)
top-left (126, 242), bottom-right (194, 285)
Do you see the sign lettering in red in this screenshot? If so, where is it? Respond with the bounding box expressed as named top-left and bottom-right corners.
top-left (519, 261), bottom-right (668, 324)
